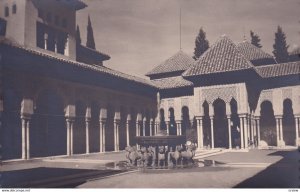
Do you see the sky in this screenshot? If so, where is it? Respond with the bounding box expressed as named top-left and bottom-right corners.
top-left (76, 0), bottom-right (300, 78)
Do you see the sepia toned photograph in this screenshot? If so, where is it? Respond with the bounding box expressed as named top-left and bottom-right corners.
top-left (0, 0), bottom-right (299, 189)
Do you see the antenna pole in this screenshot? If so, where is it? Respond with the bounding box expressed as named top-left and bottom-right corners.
top-left (180, 7), bottom-right (182, 50)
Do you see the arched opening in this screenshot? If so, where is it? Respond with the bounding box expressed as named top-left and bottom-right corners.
top-left (213, 99), bottom-right (228, 148)
top-left (159, 109), bottom-right (166, 131)
top-left (260, 101), bottom-right (276, 146)
top-left (106, 105), bottom-right (114, 151)
top-left (73, 101), bottom-right (86, 154)
top-left (129, 108), bottom-right (136, 146)
top-left (31, 90), bottom-right (66, 157)
top-left (181, 106), bottom-right (190, 136)
top-left (230, 98), bottom-right (241, 148)
top-left (90, 103), bottom-right (100, 153)
top-left (202, 101), bottom-right (211, 147)
top-left (2, 89), bottom-right (22, 160)
top-left (119, 106), bottom-right (127, 150)
top-left (168, 108), bottom-right (177, 135)
top-left (282, 99), bottom-right (296, 146)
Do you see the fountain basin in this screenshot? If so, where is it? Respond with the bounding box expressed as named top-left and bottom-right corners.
top-left (135, 135), bottom-right (186, 146)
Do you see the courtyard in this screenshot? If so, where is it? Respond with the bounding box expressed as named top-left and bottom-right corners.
top-left (1, 149), bottom-right (298, 188)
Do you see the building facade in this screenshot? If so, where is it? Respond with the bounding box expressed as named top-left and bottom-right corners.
top-left (0, 0), bottom-right (299, 161)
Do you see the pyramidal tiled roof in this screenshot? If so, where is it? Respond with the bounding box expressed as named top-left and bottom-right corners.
top-left (151, 76), bottom-right (193, 89)
top-left (146, 50), bottom-right (194, 76)
top-left (236, 41), bottom-right (276, 63)
top-left (183, 36), bottom-right (254, 77)
top-left (256, 61), bottom-right (300, 78)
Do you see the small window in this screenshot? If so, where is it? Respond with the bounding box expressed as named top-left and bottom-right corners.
top-left (46, 12), bottom-right (52, 23)
top-left (5, 6), bottom-right (9, 17)
top-left (12, 4), bottom-right (17, 14)
top-left (55, 15), bottom-right (59, 26)
top-left (62, 18), bottom-right (67, 28)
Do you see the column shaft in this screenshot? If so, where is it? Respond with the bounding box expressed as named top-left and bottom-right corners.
top-left (126, 120), bottom-right (130, 146)
top-left (295, 117), bottom-right (299, 146)
top-left (210, 117), bottom-right (214, 149)
top-left (22, 118), bottom-right (26, 159)
top-left (276, 118), bottom-right (280, 146)
top-left (99, 120), bottom-right (103, 152)
top-left (70, 121), bottom-right (74, 155)
top-left (227, 116), bottom-right (232, 149)
top-left (26, 120), bottom-right (30, 159)
top-left (244, 117), bottom-right (248, 148)
top-left (85, 120), bottom-right (90, 154)
top-left (240, 117), bottom-right (244, 149)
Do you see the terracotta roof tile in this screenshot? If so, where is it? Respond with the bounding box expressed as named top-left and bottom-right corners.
top-left (146, 50), bottom-right (194, 76)
top-left (151, 76), bottom-right (193, 89)
top-left (256, 62), bottom-right (300, 78)
top-left (0, 38), bottom-right (157, 88)
top-left (237, 41), bottom-right (277, 64)
top-left (183, 36), bottom-right (254, 77)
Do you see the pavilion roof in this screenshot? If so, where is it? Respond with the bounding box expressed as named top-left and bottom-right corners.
top-left (151, 76), bottom-right (193, 89)
top-left (256, 61), bottom-right (300, 78)
top-left (146, 50), bottom-right (194, 77)
top-left (236, 41), bottom-right (277, 64)
top-left (183, 35), bottom-right (255, 77)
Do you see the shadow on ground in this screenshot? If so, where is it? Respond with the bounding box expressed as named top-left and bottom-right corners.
top-left (234, 150), bottom-right (299, 188)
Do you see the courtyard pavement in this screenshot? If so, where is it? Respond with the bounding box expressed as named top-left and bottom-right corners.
top-left (0, 149), bottom-right (299, 188)
top-left (77, 149), bottom-right (299, 188)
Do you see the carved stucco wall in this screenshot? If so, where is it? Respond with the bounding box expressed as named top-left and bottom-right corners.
top-left (194, 83), bottom-right (249, 116)
top-left (255, 85), bottom-right (300, 116)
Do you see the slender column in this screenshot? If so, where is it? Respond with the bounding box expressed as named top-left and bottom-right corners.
top-left (21, 117), bottom-right (27, 159)
top-left (99, 120), bottom-right (103, 152)
top-left (244, 116), bottom-right (248, 148)
top-left (26, 119), bottom-right (30, 159)
top-left (275, 117), bottom-right (280, 146)
top-left (126, 120), bottom-right (130, 146)
top-left (176, 120), bottom-right (182, 136)
top-left (85, 118), bottom-right (90, 154)
top-left (250, 116), bottom-right (254, 143)
top-left (255, 117), bottom-right (261, 147)
top-left (279, 117), bottom-right (283, 142)
top-left (196, 117), bottom-right (203, 149)
top-left (227, 115), bottom-right (232, 149)
top-left (239, 115), bottom-right (244, 149)
top-left (114, 120), bottom-right (120, 151)
top-left (252, 115), bottom-right (256, 143)
top-left (102, 120), bottom-right (106, 152)
top-left (210, 116), bottom-right (214, 149)
top-left (295, 117), bottom-right (299, 146)
top-left (166, 121), bottom-right (170, 135)
top-left (66, 120), bottom-right (70, 155)
top-left (70, 121), bottom-right (74, 155)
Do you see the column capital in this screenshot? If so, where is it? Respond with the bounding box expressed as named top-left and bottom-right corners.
top-left (65, 117), bottom-right (75, 122)
top-left (175, 120), bottom-right (182, 124)
top-left (254, 116), bottom-right (260, 120)
top-left (85, 117), bottom-right (91, 122)
top-left (238, 114), bottom-right (247, 118)
top-left (275, 115), bottom-right (283, 119)
top-left (294, 114), bottom-right (300, 118)
top-left (195, 116), bottom-right (203, 120)
top-left (99, 118), bottom-right (106, 123)
top-left (21, 113), bottom-right (31, 120)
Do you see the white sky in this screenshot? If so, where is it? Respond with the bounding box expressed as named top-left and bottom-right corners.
top-left (76, 0), bottom-right (300, 78)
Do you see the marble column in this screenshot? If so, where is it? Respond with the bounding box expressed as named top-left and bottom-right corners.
top-left (210, 116), bottom-right (214, 149)
top-left (126, 119), bottom-right (130, 147)
top-left (227, 115), bottom-right (232, 149)
top-left (21, 115), bottom-right (31, 159)
top-left (114, 120), bottom-right (120, 151)
top-left (176, 120), bottom-right (182, 136)
top-left (244, 115), bottom-right (248, 148)
top-left (85, 118), bottom-right (90, 154)
top-left (239, 115), bottom-right (244, 149)
top-left (196, 117), bottom-right (203, 149)
top-left (99, 119), bottom-right (106, 152)
top-left (166, 121), bottom-right (170, 135)
top-left (255, 117), bottom-right (261, 147)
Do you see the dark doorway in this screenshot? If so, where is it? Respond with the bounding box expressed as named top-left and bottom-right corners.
top-left (213, 99), bottom-right (228, 148)
top-left (106, 105), bottom-right (115, 151)
top-left (159, 109), bottom-right (166, 131)
top-left (202, 101), bottom-right (211, 147)
top-left (282, 99), bottom-right (296, 146)
top-left (181, 106), bottom-right (190, 136)
top-left (119, 107), bottom-right (127, 150)
top-left (90, 103), bottom-right (100, 153)
top-left (260, 101), bottom-right (277, 146)
top-left (31, 90), bottom-right (66, 157)
top-left (2, 89), bottom-right (22, 160)
top-left (73, 101), bottom-right (86, 154)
